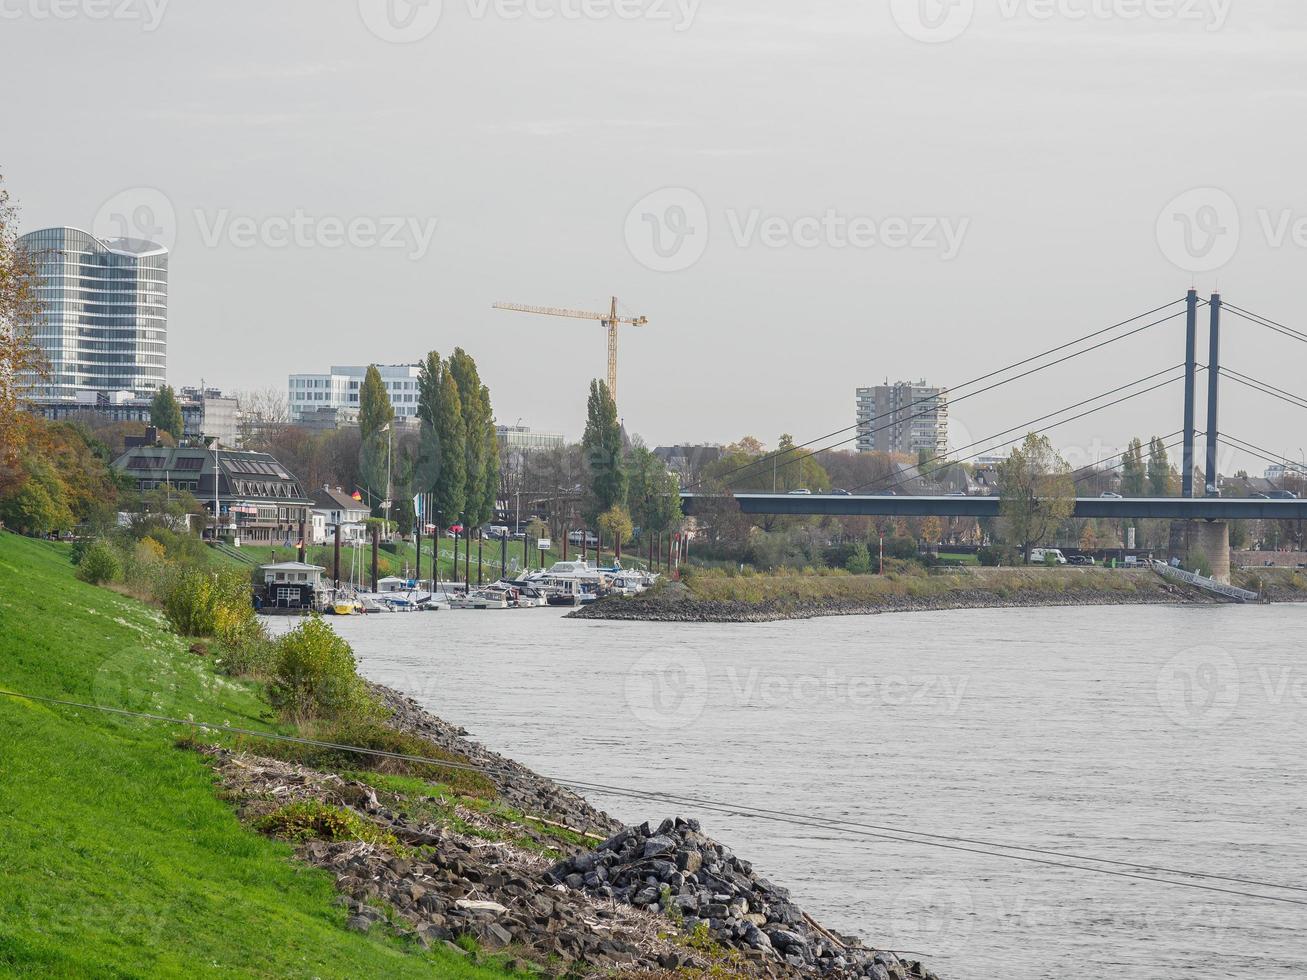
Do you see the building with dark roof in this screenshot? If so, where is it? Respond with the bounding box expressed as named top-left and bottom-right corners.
top-left (112, 445), bottom-right (312, 544)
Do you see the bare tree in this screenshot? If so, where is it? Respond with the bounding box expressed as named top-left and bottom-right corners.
top-left (234, 387), bottom-right (290, 450)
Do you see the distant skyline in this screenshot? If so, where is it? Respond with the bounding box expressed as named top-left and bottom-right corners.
top-left (4, 1), bottom-right (1306, 475)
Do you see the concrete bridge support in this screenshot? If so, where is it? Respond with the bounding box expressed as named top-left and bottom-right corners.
top-left (1170, 521), bottom-right (1231, 583)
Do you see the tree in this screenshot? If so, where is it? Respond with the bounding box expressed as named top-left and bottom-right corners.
top-left (581, 379), bottom-right (626, 523)
top-left (358, 365), bottom-right (394, 439)
top-left (357, 366), bottom-right (394, 517)
top-left (414, 351), bottom-right (444, 504)
top-left (997, 433), bottom-right (1076, 562)
top-left (234, 387), bottom-right (288, 450)
top-left (448, 349), bottom-right (494, 528)
top-left (432, 365), bottom-right (465, 526)
top-left (920, 516), bottom-right (943, 551)
top-left (1147, 436), bottom-right (1171, 497)
top-left (149, 385), bottom-right (184, 440)
top-left (480, 419), bottom-right (499, 529)
top-left (597, 505), bottom-right (634, 558)
top-left (1080, 522), bottom-right (1098, 551)
top-left (0, 172), bottom-right (45, 473)
top-left (0, 457), bottom-right (74, 534)
top-left (626, 445), bottom-right (682, 541)
top-left (1120, 438), bottom-right (1146, 497)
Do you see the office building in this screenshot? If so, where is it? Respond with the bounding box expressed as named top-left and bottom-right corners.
top-left (288, 364), bottom-right (422, 422)
top-left (17, 227), bottom-right (168, 401)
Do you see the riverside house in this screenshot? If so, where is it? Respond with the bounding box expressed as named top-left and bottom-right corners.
top-left (310, 486), bottom-right (370, 545)
top-left (112, 445), bottom-right (314, 545)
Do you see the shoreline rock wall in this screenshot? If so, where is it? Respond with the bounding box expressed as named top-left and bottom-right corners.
top-left (570, 581), bottom-right (1216, 623)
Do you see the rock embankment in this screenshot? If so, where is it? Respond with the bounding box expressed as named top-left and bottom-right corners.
top-left (549, 817), bottom-right (939, 980)
top-left (570, 579), bottom-right (1213, 623)
top-left (203, 693), bottom-right (945, 978)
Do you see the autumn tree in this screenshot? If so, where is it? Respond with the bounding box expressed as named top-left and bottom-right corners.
top-left (997, 433), bottom-right (1076, 562)
top-left (0, 172), bottom-right (44, 473)
top-left (598, 505), bottom-right (634, 559)
top-left (150, 384), bottom-right (184, 439)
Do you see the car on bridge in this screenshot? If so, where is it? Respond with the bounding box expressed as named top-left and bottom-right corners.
top-left (1268, 489), bottom-right (1300, 499)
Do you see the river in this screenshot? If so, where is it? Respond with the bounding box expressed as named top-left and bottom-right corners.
top-left (279, 604), bottom-right (1307, 980)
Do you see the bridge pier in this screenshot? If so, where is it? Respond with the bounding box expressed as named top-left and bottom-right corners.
top-left (1169, 521), bottom-right (1231, 583)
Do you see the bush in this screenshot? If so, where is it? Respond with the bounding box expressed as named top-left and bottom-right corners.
top-left (254, 800), bottom-right (396, 847)
top-left (75, 539), bottom-right (121, 585)
top-left (159, 565), bottom-right (260, 644)
top-left (268, 617), bottom-right (378, 724)
top-left (845, 542), bottom-right (872, 575)
top-left (977, 546), bottom-right (1018, 567)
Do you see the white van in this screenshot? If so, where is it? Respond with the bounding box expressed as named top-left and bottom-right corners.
top-left (1029, 548), bottom-right (1067, 565)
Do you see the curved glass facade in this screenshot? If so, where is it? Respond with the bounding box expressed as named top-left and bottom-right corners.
top-left (18, 227), bottom-right (168, 400)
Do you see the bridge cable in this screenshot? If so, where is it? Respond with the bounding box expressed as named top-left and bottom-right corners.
top-left (844, 370), bottom-right (1192, 497)
top-left (1221, 434), bottom-right (1306, 475)
top-left (1072, 431), bottom-right (1185, 487)
top-left (2, 686), bottom-right (1305, 906)
top-left (1222, 304), bottom-right (1307, 346)
top-left (690, 302), bottom-right (1188, 493)
top-left (1220, 369), bottom-right (1307, 414)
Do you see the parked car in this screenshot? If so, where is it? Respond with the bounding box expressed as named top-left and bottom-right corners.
top-left (567, 530), bottom-right (599, 546)
top-left (1029, 548), bottom-right (1068, 565)
top-left (482, 525), bottom-right (510, 539)
top-left (1067, 555), bottom-right (1096, 566)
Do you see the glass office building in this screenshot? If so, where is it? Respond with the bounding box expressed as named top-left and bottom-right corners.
top-left (17, 227), bottom-right (168, 401)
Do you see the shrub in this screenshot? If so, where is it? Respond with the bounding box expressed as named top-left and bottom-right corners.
top-left (216, 633), bottom-right (277, 678)
top-left (75, 539), bottom-right (121, 585)
top-left (268, 617), bottom-right (378, 724)
top-left (159, 565), bottom-right (260, 644)
top-left (254, 800), bottom-right (395, 847)
top-left (845, 542), bottom-right (872, 575)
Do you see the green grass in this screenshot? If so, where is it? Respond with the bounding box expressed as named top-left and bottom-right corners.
top-left (679, 564), bottom-right (1155, 607)
top-left (0, 532), bottom-right (515, 979)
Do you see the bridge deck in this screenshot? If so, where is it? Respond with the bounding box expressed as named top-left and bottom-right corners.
top-left (680, 493), bottom-right (1307, 521)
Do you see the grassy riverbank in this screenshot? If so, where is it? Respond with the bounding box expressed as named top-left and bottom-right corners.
top-left (0, 532), bottom-right (520, 978)
top-left (574, 563), bottom-right (1270, 622)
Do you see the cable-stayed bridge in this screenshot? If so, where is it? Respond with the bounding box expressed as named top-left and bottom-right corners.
top-left (681, 291), bottom-right (1307, 524)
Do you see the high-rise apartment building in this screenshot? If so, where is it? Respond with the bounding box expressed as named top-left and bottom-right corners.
top-left (856, 380), bottom-right (949, 458)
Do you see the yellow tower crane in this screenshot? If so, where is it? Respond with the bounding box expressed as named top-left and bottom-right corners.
top-left (493, 297), bottom-right (647, 407)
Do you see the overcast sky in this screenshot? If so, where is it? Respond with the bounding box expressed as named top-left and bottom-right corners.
top-left (4, 0), bottom-right (1305, 473)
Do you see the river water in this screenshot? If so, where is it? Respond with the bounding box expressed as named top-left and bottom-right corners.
top-left (280, 604), bottom-right (1307, 980)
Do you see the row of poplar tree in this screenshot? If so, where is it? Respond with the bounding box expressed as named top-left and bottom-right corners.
top-left (357, 349), bottom-right (497, 535)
